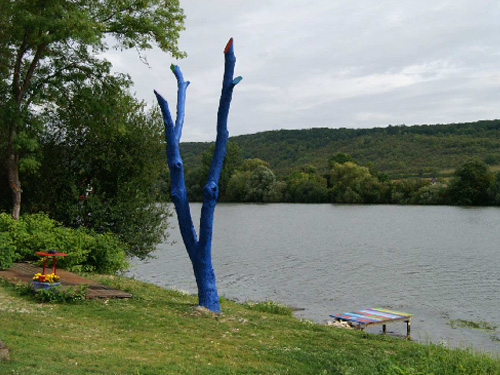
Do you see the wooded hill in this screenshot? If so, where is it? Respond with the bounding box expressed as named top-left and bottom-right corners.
top-left (180, 119), bottom-right (500, 178)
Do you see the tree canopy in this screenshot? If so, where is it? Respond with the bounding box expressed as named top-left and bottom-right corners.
top-left (180, 120), bottom-right (500, 179)
top-left (447, 159), bottom-right (494, 205)
top-left (1, 0), bottom-right (184, 257)
top-left (1, 0), bottom-right (185, 219)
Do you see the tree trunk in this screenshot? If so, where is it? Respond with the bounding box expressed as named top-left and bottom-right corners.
top-left (192, 250), bottom-right (220, 311)
top-left (155, 39), bottom-right (241, 312)
top-left (7, 126), bottom-right (21, 220)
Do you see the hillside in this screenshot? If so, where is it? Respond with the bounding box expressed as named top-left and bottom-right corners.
top-left (180, 119), bottom-right (500, 178)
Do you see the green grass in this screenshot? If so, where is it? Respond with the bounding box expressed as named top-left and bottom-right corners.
top-left (1, 276), bottom-right (500, 374)
top-left (449, 319), bottom-right (498, 332)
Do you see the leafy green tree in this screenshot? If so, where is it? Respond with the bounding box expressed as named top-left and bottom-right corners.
top-left (21, 77), bottom-right (170, 259)
top-left (447, 160), bottom-right (494, 205)
top-left (285, 169), bottom-right (328, 203)
top-left (484, 154), bottom-right (500, 166)
top-left (245, 166), bottom-right (277, 202)
top-left (391, 179), bottom-right (427, 204)
top-left (266, 181), bottom-right (287, 202)
top-left (214, 157), bottom-right (269, 202)
top-left (412, 184), bottom-right (446, 205)
top-left (239, 158), bottom-right (270, 171)
top-left (329, 162), bottom-right (382, 203)
top-left (226, 170), bottom-right (251, 202)
top-left (489, 171), bottom-right (500, 205)
top-left (328, 152), bottom-right (355, 167)
top-left (1, 0), bottom-right (185, 219)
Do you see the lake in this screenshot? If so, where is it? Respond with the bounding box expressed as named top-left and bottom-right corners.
top-left (127, 203), bottom-right (500, 354)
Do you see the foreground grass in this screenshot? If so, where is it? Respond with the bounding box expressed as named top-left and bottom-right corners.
top-left (1, 277), bottom-right (500, 374)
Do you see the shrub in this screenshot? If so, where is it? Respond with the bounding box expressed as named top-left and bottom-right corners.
top-left (9, 280), bottom-right (87, 303)
top-left (33, 285), bottom-right (87, 303)
top-left (0, 232), bottom-right (17, 269)
top-left (0, 213), bottom-right (128, 273)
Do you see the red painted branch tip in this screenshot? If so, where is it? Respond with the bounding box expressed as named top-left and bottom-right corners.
top-left (224, 38), bottom-right (233, 53)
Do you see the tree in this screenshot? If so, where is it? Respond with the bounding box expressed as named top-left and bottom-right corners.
top-left (20, 75), bottom-right (170, 259)
top-left (240, 158), bottom-right (270, 171)
top-left (286, 168), bottom-right (328, 203)
top-left (489, 171), bottom-right (500, 205)
top-left (447, 159), bottom-right (494, 205)
top-left (390, 179), bottom-right (425, 204)
top-left (329, 161), bottom-right (382, 203)
top-left (412, 184), bottom-right (446, 205)
top-left (328, 152), bottom-right (355, 167)
top-left (226, 170), bottom-right (251, 202)
top-left (1, 0), bottom-right (185, 219)
top-left (245, 165), bottom-right (277, 202)
top-left (155, 39), bottom-right (242, 312)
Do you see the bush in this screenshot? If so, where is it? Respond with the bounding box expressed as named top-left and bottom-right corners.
top-left (7, 280), bottom-right (87, 303)
top-left (0, 232), bottom-right (17, 269)
top-left (412, 184), bottom-right (446, 205)
top-left (32, 285), bottom-right (87, 303)
top-left (0, 213), bottom-right (128, 273)
top-left (18, 80), bottom-right (171, 260)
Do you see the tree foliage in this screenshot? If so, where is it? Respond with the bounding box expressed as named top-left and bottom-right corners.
top-left (186, 141), bottom-right (242, 201)
top-left (180, 120), bottom-right (500, 179)
top-left (18, 76), bottom-right (170, 259)
top-left (447, 160), bottom-right (494, 205)
top-left (245, 165), bottom-right (277, 202)
top-left (1, 0), bottom-right (185, 218)
top-left (285, 168), bottom-right (328, 203)
top-left (165, 151), bottom-right (500, 206)
top-left (0, 213), bottom-right (128, 273)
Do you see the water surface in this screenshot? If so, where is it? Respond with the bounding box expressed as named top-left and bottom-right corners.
top-left (127, 203), bottom-right (500, 354)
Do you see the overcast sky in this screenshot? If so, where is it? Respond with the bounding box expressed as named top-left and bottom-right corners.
top-left (105, 0), bottom-right (500, 142)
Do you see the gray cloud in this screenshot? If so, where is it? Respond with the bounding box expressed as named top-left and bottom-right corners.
top-left (104, 0), bottom-right (500, 141)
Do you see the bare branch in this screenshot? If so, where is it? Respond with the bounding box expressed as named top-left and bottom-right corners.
top-left (155, 85), bottom-right (198, 257)
top-left (199, 38), bottom-right (242, 249)
top-left (17, 41), bottom-right (47, 103)
top-left (170, 64), bottom-right (190, 142)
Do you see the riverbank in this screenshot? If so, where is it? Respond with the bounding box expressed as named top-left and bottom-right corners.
top-left (1, 276), bottom-right (499, 374)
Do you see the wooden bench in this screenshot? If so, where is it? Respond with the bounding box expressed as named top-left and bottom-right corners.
top-left (330, 308), bottom-right (412, 339)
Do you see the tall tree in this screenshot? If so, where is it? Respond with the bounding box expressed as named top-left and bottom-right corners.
top-left (329, 161), bottom-right (382, 203)
top-left (447, 159), bottom-right (494, 205)
top-left (0, 0), bottom-right (185, 219)
top-left (21, 75), bottom-right (170, 259)
top-left (155, 39), bottom-right (241, 312)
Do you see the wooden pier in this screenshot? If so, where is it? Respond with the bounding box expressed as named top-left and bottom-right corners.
top-left (330, 308), bottom-right (412, 339)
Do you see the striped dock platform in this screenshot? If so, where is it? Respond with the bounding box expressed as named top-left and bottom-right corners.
top-left (330, 308), bottom-right (412, 339)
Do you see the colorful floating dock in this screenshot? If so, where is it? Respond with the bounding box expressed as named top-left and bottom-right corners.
top-left (330, 308), bottom-right (412, 339)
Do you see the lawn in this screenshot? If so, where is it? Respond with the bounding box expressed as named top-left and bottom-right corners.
top-left (1, 276), bottom-right (499, 375)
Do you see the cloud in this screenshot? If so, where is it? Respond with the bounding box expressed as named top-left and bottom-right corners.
top-left (103, 0), bottom-right (500, 141)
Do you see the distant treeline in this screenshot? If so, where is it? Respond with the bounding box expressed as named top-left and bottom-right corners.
top-left (160, 143), bottom-right (500, 206)
top-left (180, 120), bottom-right (500, 179)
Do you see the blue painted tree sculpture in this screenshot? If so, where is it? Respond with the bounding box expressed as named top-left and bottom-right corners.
top-left (154, 39), bottom-right (242, 312)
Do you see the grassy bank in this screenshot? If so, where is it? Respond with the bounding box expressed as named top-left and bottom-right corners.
top-left (1, 277), bottom-right (499, 375)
